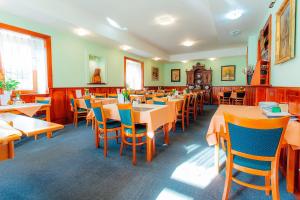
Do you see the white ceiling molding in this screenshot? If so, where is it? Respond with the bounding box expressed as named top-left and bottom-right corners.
top-left (169, 46), bottom-right (247, 62)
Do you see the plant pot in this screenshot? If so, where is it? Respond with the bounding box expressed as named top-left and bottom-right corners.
top-left (0, 91), bottom-right (12, 106)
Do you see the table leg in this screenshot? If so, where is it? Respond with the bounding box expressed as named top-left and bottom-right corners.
top-left (45, 106), bottom-right (52, 138)
top-left (215, 132), bottom-right (220, 174)
top-left (163, 124), bottom-right (169, 145)
top-left (146, 136), bottom-right (152, 162)
top-left (8, 141), bottom-right (14, 159)
top-left (287, 145), bottom-right (296, 193)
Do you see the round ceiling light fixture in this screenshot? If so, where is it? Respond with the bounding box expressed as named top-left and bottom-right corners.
top-left (230, 29), bottom-right (241, 36)
top-left (155, 15), bottom-right (176, 26)
top-left (181, 40), bottom-right (195, 47)
top-left (120, 45), bottom-right (131, 51)
top-left (225, 9), bottom-right (244, 20)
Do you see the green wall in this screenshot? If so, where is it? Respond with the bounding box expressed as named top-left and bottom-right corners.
top-left (163, 56), bottom-right (247, 86)
top-left (247, 0), bottom-right (300, 86)
top-left (0, 11), bottom-right (164, 88)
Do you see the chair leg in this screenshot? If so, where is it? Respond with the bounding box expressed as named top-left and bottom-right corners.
top-left (186, 111), bottom-right (189, 127)
top-left (222, 155), bottom-right (233, 200)
top-left (152, 137), bottom-right (156, 156)
top-left (120, 141), bottom-right (124, 156)
top-left (95, 129), bottom-right (100, 148)
top-left (132, 137), bottom-right (137, 165)
top-left (271, 164), bottom-right (280, 200)
top-left (182, 114), bottom-right (185, 132)
top-left (34, 135), bottom-right (38, 140)
top-left (265, 175), bottom-right (270, 196)
top-left (103, 130), bottom-right (108, 158)
top-left (115, 130), bottom-right (119, 144)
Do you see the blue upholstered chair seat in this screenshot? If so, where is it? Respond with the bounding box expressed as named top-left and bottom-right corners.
top-left (36, 100), bottom-right (50, 104)
top-left (146, 97), bottom-right (152, 100)
top-left (33, 114), bottom-right (46, 119)
top-left (153, 101), bottom-right (166, 105)
top-left (125, 124), bottom-right (147, 135)
top-left (233, 156), bottom-right (271, 171)
top-left (77, 108), bottom-right (87, 112)
top-left (99, 120), bottom-right (121, 129)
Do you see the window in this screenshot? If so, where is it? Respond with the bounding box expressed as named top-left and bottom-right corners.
top-left (0, 23), bottom-right (52, 94)
top-left (124, 57), bottom-right (144, 90)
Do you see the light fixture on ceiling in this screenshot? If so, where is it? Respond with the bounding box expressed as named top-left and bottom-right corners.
top-left (106, 17), bottom-right (128, 31)
top-left (230, 29), bottom-right (241, 36)
top-left (153, 57), bottom-right (161, 61)
top-left (120, 45), bottom-right (131, 51)
top-left (181, 40), bottom-right (195, 47)
top-left (155, 14), bottom-right (176, 26)
top-left (181, 60), bottom-right (188, 63)
top-left (209, 58), bottom-right (216, 61)
top-left (225, 9), bottom-right (244, 20)
top-left (269, 0), bottom-right (276, 8)
top-left (74, 28), bottom-right (90, 36)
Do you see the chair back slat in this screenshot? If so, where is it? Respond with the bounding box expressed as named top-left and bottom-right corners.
top-left (84, 96), bottom-right (92, 109)
top-left (223, 91), bottom-right (232, 98)
top-left (92, 102), bottom-right (105, 123)
top-left (35, 97), bottom-right (51, 104)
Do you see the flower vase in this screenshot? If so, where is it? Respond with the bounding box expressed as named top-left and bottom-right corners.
top-left (0, 91), bottom-right (12, 105)
top-left (247, 75), bottom-right (253, 85)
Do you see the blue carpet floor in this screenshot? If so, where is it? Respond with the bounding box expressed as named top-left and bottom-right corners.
top-left (0, 106), bottom-right (296, 200)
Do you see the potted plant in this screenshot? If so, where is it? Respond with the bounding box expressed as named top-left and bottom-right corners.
top-left (0, 79), bottom-right (20, 105)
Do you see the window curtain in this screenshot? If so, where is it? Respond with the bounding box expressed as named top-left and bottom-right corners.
top-left (0, 29), bottom-right (47, 93)
top-left (126, 60), bottom-right (142, 90)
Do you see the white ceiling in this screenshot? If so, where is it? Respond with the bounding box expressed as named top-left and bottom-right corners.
top-left (0, 0), bottom-right (269, 60)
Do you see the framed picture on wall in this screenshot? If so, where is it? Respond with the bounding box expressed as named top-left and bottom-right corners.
top-left (275, 0), bottom-right (296, 64)
top-left (151, 67), bottom-right (159, 81)
top-left (171, 69), bottom-right (180, 82)
top-left (221, 65), bottom-right (236, 81)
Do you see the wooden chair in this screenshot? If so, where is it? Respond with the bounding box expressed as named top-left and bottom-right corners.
top-left (107, 93), bottom-right (118, 98)
top-left (176, 95), bottom-right (188, 131)
top-left (197, 92), bottom-right (204, 115)
top-left (155, 93), bottom-right (164, 98)
top-left (70, 98), bottom-right (87, 127)
top-left (187, 94), bottom-right (197, 121)
top-left (233, 91), bottom-right (246, 105)
top-left (94, 93), bottom-right (106, 98)
top-left (117, 104), bottom-right (148, 165)
top-left (34, 97), bottom-right (51, 121)
top-left (220, 91), bottom-right (232, 104)
top-left (153, 97), bottom-right (168, 105)
top-left (145, 94), bottom-right (153, 101)
top-left (92, 102), bottom-right (121, 158)
top-left (221, 113), bottom-right (289, 200)
top-left (83, 96), bottom-right (94, 127)
top-left (184, 94), bottom-right (191, 127)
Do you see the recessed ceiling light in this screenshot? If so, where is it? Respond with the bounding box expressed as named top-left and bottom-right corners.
top-left (181, 60), bottom-right (188, 63)
top-left (106, 17), bottom-right (128, 31)
top-left (120, 45), bottom-right (131, 51)
top-left (153, 57), bottom-right (161, 61)
top-left (225, 9), bottom-right (244, 20)
top-left (74, 28), bottom-right (90, 36)
top-left (181, 40), bottom-right (195, 47)
top-left (209, 57), bottom-right (216, 61)
top-left (230, 29), bottom-right (241, 36)
top-left (155, 15), bottom-right (176, 26)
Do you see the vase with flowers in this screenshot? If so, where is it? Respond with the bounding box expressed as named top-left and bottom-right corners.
top-left (122, 89), bottom-right (130, 103)
top-left (242, 66), bottom-right (255, 85)
top-left (0, 79), bottom-right (20, 105)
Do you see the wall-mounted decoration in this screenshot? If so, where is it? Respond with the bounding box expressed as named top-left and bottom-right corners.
top-left (151, 67), bottom-right (159, 81)
top-left (221, 65), bottom-right (236, 81)
top-left (88, 54), bottom-right (107, 84)
top-left (171, 69), bottom-right (180, 82)
top-left (275, 0), bottom-right (296, 64)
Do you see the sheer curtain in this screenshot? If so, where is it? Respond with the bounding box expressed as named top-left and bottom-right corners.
top-left (0, 29), bottom-right (47, 93)
top-left (126, 59), bottom-right (142, 90)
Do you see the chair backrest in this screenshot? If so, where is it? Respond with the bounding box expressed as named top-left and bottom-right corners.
top-left (108, 93), bottom-right (118, 98)
top-left (70, 98), bottom-right (77, 112)
top-left (185, 94), bottom-right (191, 110)
top-left (236, 91), bottom-right (245, 98)
top-left (145, 94), bottom-right (153, 100)
top-left (224, 113), bottom-right (289, 162)
top-left (155, 93), bottom-right (164, 98)
top-left (84, 96), bottom-right (92, 109)
top-left (153, 97), bottom-right (168, 105)
top-left (91, 102), bottom-right (106, 124)
top-left (35, 97), bottom-right (51, 104)
top-left (181, 95), bottom-right (188, 112)
top-left (117, 104), bottom-right (134, 128)
top-left (94, 93), bottom-right (106, 98)
top-left (223, 91), bottom-right (232, 98)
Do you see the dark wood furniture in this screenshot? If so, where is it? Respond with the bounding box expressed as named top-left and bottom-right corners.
top-left (186, 62), bottom-right (212, 104)
top-left (251, 16), bottom-right (272, 86)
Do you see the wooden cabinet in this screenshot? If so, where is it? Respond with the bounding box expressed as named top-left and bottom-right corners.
top-left (186, 62), bottom-right (212, 104)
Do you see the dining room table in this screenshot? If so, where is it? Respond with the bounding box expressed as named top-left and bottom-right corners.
top-left (0, 119), bottom-right (22, 161)
top-left (88, 103), bottom-right (174, 162)
top-left (206, 105), bottom-right (300, 193)
top-left (0, 103), bottom-right (51, 121)
top-left (0, 113), bottom-right (64, 139)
